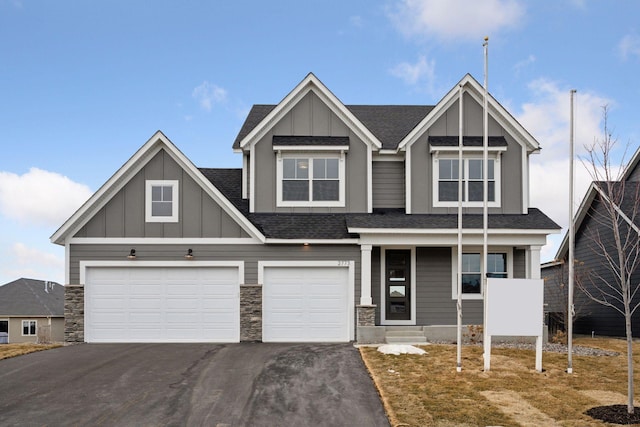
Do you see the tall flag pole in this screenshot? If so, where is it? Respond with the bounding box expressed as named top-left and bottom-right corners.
top-left (568, 89), bottom-right (577, 374)
top-left (456, 83), bottom-right (464, 372)
top-left (482, 36), bottom-right (490, 371)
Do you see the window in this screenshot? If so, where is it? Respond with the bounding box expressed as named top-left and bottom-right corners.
top-left (434, 157), bottom-right (499, 207)
top-left (145, 180), bottom-right (179, 222)
top-left (453, 251), bottom-right (510, 299)
top-left (277, 154), bottom-right (344, 206)
top-left (22, 320), bottom-right (36, 336)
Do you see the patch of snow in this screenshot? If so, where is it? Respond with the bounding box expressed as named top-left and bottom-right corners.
top-left (377, 344), bottom-right (427, 355)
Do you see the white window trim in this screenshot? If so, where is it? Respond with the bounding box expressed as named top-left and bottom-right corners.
top-left (433, 154), bottom-right (501, 208)
top-left (22, 319), bottom-right (37, 336)
top-left (276, 151), bottom-right (346, 207)
top-left (145, 180), bottom-right (179, 223)
top-left (451, 246), bottom-right (513, 300)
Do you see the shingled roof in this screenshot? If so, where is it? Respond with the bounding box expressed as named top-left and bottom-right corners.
top-left (232, 105), bottom-right (434, 151)
top-left (0, 278), bottom-right (64, 317)
top-left (199, 168), bottom-right (560, 239)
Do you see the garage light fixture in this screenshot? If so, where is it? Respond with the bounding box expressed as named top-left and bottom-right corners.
top-left (184, 248), bottom-right (194, 260)
top-left (127, 249), bottom-right (136, 260)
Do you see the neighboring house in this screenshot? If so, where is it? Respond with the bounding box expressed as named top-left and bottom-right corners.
top-left (542, 148), bottom-right (640, 337)
top-left (0, 278), bottom-right (64, 343)
top-left (51, 73), bottom-right (560, 344)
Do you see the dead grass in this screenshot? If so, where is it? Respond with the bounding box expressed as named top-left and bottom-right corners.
top-left (0, 343), bottom-right (62, 360)
top-left (360, 337), bottom-right (639, 427)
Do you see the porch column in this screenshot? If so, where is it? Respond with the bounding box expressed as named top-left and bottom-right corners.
top-left (528, 245), bottom-right (542, 279)
top-left (360, 244), bottom-right (373, 305)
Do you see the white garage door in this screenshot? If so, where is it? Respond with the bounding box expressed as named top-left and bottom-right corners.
top-left (85, 266), bottom-right (239, 343)
top-left (263, 266), bottom-right (350, 342)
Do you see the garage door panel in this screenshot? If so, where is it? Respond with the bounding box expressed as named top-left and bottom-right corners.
top-left (86, 266), bottom-right (240, 343)
top-left (263, 266), bottom-right (350, 342)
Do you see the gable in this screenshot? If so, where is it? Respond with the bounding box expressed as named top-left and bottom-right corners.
top-left (399, 74), bottom-right (540, 153)
top-left (74, 149), bottom-right (249, 239)
top-left (236, 73), bottom-right (382, 151)
top-left (51, 131), bottom-right (264, 245)
top-left (271, 91), bottom-right (350, 137)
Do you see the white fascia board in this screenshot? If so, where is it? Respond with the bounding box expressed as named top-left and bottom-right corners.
top-left (238, 73), bottom-right (382, 151)
top-left (356, 233), bottom-right (550, 247)
top-left (51, 131), bottom-right (266, 245)
top-left (555, 182), bottom-right (598, 260)
top-left (264, 238), bottom-right (360, 245)
top-left (348, 227), bottom-right (560, 235)
top-left (398, 74), bottom-right (540, 153)
top-left (51, 131), bottom-right (169, 245)
top-left (68, 237), bottom-right (263, 245)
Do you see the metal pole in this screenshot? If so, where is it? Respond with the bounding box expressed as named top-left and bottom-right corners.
top-left (457, 84), bottom-right (464, 372)
top-left (482, 36), bottom-right (490, 371)
top-left (567, 89), bottom-right (576, 374)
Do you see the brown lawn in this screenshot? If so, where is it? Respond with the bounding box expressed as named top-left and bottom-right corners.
top-left (0, 343), bottom-right (62, 360)
top-left (360, 337), bottom-right (637, 427)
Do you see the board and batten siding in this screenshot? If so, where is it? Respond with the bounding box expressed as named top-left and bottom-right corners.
top-left (372, 161), bottom-right (405, 209)
top-left (252, 91), bottom-right (369, 214)
top-left (75, 149), bottom-right (248, 239)
top-left (409, 93), bottom-right (524, 215)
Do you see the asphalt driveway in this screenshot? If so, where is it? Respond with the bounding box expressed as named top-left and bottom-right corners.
top-left (0, 343), bottom-right (389, 426)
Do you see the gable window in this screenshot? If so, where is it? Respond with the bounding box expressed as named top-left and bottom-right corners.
top-left (277, 153), bottom-right (345, 207)
top-left (452, 250), bottom-right (510, 299)
top-left (145, 180), bottom-right (179, 222)
top-left (434, 156), bottom-right (500, 207)
top-left (22, 320), bottom-right (36, 336)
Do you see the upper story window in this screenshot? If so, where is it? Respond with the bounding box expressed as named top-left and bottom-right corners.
top-left (145, 180), bottom-right (179, 222)
top-left (278, 155), bottom-right (344, 206)
top-left (433, 156), bottom-right (500, 207)
top-left (430, 136), bottom-right (505, 208)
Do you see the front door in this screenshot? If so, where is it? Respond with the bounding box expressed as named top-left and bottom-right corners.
top-left (385, 249), bottom-right (411, 321)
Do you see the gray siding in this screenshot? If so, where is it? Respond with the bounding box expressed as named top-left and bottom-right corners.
top-left (409, 93), bottom-right (524, 215)
top-left (415, 247), bottom-right (483, 325)
top-left (372, 161), bottom-right (405, 209)
top-left (513, 248), bottom-right (526, 278)
top-left (252, 92), bottom-right (369, 213)
top-left (371, 247), bottom-right (381, 325)
top-left (76, 149), bottom-right (249, 239)
top-left (69, 244), bottom-right (360, 298)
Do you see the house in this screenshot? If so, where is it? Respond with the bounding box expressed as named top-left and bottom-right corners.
top-left (542, 148), bottom-right (640, 337)
top-left (51, 73), bottom-right (560, 344)
top-left (0, 278), bottom-right (64, 343)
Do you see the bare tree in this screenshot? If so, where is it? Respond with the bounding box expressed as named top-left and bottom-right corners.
top-left (543, 259), bottom-right (589, 342)
top-left (580, 106), bottom-right (640, 415)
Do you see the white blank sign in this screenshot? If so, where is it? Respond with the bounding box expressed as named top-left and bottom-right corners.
top-left (485, 278), bottom-right (543, 336)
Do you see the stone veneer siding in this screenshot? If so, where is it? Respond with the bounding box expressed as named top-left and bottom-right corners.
top-left (240, 285), bottom-right (262, 342)
top-left (357, 305), bottom-right (376, 327)
top-left (65, 285), bottom-right (85, 343)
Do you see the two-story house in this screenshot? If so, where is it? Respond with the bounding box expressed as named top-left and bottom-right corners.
top-left (52, 73), bottom-right (560, 344)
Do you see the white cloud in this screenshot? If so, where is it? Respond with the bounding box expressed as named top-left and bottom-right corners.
top-left (390, 55), bottom-right (436, 89)
top-left (389, 0), bottom-right (525, 42)
top-left (513, 54), bottom-right (536, 73)
top-left (192, 81), bottom-right (228, 112)
top-left (1, 243), bottom-right (64, 284)
top-left (0, 168), bottom-right (91, 227)
top-left (618, 33), bottom-right (640, 61)
top-left (515, 79), bottom-right (612, 260)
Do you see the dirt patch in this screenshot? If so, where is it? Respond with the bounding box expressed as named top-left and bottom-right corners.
top-left (586, 405), bottom-right (640, 425)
